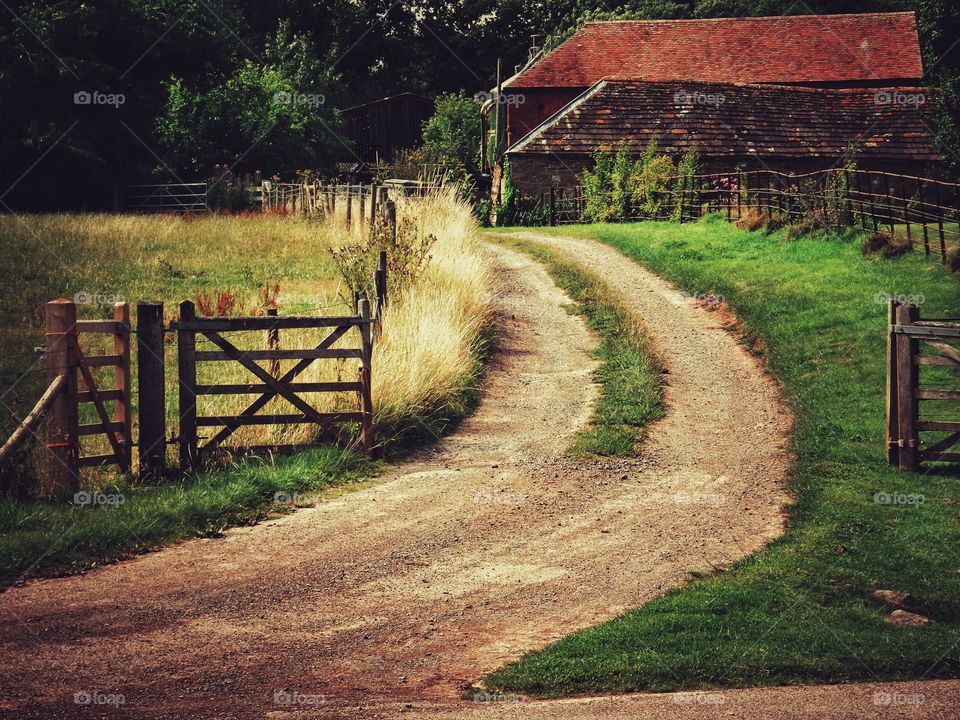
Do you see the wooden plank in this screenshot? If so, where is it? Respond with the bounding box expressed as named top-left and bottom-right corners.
top-left (84, 354), bottom-right (122, 368)
top-left (78, 421), bottom-right (125, 437)
top-left (76, 320), bottom-right (129, 334)
top-left (113, 303), bottom-right (132, 472)
top-left (921, 451), bottom-right (960, 462)
top-left (893, 324), bottom-right (960, 338)
top-left (78, 389), bottom-right (123, 403)
top-left (915, 356), bottom-right (959, 366)
top-left (195, 348), bottom-right (362, 361)
top-left (926, 341), bottom-right (960, 366)
top-left (886, 299), bottom-right (899, 466)
top-left (0, 374), bottom-right (66, 467)
top-left (77, 453), bottom-right (118, 468)
top-left (359, 299), bottom-right (374, 452)
top-left (917, 421), bottom-right (960, 432)
top-left (895, 303), bottom-right (919, 471)
top-left (921, 432), bottom-right (960, 454)
top-left (44, 300), bottom-right (79, 496)
top-left (917, 389), bottom-right (960, 400)
top-left (196, 413), bottom-right (364, 427)
top-left (136, 302), bottom-right (166, 481)
top-left (195, 382), bottom-right (363, 395)
top-left (178, 301), bottom-right (199, 472)
top-left (172, 316), bottom-right (369, 332)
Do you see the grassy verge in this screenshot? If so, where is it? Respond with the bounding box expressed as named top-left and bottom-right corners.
top-left (497, 236), bottom-right (664, 455)
top-left (487, 219), bottom-right (960, 693)
top-left (0, 448), bottom-right (375, 586)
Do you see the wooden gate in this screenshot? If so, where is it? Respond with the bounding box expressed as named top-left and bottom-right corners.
top-left (173, 299), bottom-right (378, 470)
top-left (886, 300), bottom-right (960, 470)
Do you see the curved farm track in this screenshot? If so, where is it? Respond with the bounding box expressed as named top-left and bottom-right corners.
top-left (2, 235), bottom-right (949, 719)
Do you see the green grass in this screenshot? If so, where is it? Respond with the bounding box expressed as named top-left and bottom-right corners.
top-left (0, 447), bottom-right (376, 587)
top-left (498, 236), bottom-right (664, 455)
top-left (486, 219), bottom-right (960, 694)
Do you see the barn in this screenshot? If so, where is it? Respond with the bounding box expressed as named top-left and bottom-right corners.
top-left (490, 13), bottom-right (941, 195)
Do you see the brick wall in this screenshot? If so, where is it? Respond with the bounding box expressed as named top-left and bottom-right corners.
top-left (506, 88), bottom-right (584, 148)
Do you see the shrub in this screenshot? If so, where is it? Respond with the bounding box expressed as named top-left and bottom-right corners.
top-left (862, 230), bottom-right (912, 258)
top-left (783, 211), bottom-right (826, 241)
top-left (736, 206), bottom-right (768, 232)
top-left (947, 249), bottom-right (960, 273)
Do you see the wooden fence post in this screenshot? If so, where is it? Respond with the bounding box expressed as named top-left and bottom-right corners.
top-left (886, 299), bottom-right (900, 467)
top-left (895, 302), bottom-right (920, 471)
top-left (137, 302), bottom-right (166, 481)
top-left (375, 250), bottom-right (388, 311)
top-left (345, 186), bottom-right (353, 228)
top-left (44, 299), bottom-right (79, 497)
top-left (369, 184), bottom-right (378, 226)
top-left (267, 307), bottom-right (280, 379)
top-left (385, 200), bottom-right (397, 246)
top-left (359, 188), bottom-right (366, 228)
top-left (549, 187), bottom-right (557, 227)
top-left (177, 300), bottom-right (199, 473)
top-left (113, 302), bottom-right (132, 473)
top-left (358, 299), bottom-right (374, 452)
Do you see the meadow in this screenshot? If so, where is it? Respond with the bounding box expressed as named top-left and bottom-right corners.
top-left (0, 188), bottom-right (494, 582)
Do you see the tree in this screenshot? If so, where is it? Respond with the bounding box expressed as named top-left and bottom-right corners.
top-left (420, 92), bottom-right (482, 180)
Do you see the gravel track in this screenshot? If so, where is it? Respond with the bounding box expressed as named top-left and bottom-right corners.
top-left (0, 235), bottom-right (845, 719)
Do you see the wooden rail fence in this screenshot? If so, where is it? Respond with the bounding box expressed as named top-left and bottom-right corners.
top-left (0, 260), bottom-right (388, 496)
top-left (0, 300), bottom-right (133, 495)
top-left (886, 300), bottom-right (960, 470)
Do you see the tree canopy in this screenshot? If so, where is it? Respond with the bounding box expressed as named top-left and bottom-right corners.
top-left (0, 0), bottom-right (956, 209)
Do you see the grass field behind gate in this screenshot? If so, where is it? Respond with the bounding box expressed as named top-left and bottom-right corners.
top-left (0, 188), bottom-right (493, 584)
top-left (487, 218), bottom-right (960, 694)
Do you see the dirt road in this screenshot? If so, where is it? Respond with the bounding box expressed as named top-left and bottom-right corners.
top-left (0, 235), bottom-right (886, 719)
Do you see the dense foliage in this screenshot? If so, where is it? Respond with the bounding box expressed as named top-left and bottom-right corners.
top-left (582, 141), bottom-right (697, 222)
top-left (0, 0), bottom-right (956, 209)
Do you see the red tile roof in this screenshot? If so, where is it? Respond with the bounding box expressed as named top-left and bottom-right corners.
top-left (508, 80), bottom-right (939, 163)
top-left (505, 13), bottom-right (923, 89)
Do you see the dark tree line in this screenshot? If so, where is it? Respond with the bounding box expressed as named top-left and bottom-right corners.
top-left (0, 0), bottom-right (956, 210)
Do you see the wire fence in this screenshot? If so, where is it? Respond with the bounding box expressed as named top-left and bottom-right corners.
top-left (502, 169), bottom-right (960, 264)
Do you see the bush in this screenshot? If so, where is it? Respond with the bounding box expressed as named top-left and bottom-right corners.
top-left (862, 230), bottom-right (912, 258)
top-left (582, 140), bottom-right (696, 223)
top-left (736, 206), bottom-right (768, 232)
